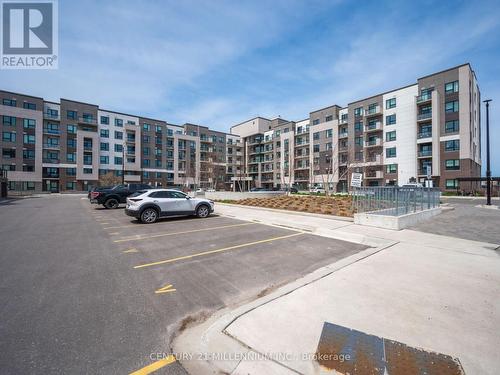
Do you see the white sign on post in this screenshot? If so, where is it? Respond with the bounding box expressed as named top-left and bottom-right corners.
top-left (426, 165), bottom-right (432, 179)
top-left (351, 172), bottom-right (363, 188)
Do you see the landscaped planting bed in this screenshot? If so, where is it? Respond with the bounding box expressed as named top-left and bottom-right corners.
top-left (220, 195), bottom-right (354, 217)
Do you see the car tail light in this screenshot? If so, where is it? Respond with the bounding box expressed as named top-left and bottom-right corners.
top-left (129, 198), bottom-right (142, 202)
top-left (90, 191), bottom-right (101, 199)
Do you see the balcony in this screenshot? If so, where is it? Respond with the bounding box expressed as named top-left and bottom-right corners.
top-left (295, 153), bottom-right (309, 159)
top-left (295, 140), bottom-right (309, 146)
top-left (43, 143), bottom-right (60, 150)
top-left (43, 128), bottom-right (60, 135)
top-left (339, 159), bottom-right (348, 166)
top-left (126, 137), bottom-right (136, 143)
top-left (364, 138), bottom-right (382, 147)
top-left (365, 154), bottom-right (382, 163)
top-left (44, 112), bottom-right (60, 120)
top-left (42, 158), bottom-right (59, 164)
top-left (417, 131), bottom-right (432, 139)
top-left (418, 150), bottom-right (432, 158)
top-left (416, 93), bottom-right (432, 104)
top-left (365, 106), bottom-right (381, 117)
top-left (417, 112), bottom-right (432, 121)
top-left (365, 170), bottom-right (383, 179)
top-left (339, 117), bottom-right (348, 124)
top-left (339, 131), bottom-right (348, 138)
top-left (78, 116), bottom-right (97, 125)
top-left (365, 121), bottom-right (382, 132)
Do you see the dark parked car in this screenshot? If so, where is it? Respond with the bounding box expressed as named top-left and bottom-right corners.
top-left (89, 183), bottom-right (152, 208)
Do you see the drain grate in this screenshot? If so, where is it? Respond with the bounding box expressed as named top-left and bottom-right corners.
top-left (316, 322), bottom-right (464, 374)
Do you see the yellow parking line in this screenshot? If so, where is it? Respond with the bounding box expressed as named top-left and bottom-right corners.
top-left (108, 232), bottom-right (120, 235)
top-left (129, 355), bottom-right (176, 375)
top-left (100, 222), bottom-right (110, 225)
top-left (155, 284), bottom-right (176, 294)
top-left (134, 232), bottom-right (304, 269)
top-left (123, 248), bottom-right (138, 253)
top-left (103, 216), bottom-right (225, 230)
top-left (114, 222), bottom-right (256, 243)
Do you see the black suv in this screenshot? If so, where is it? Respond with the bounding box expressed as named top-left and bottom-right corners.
top-left (89, 183), bottom-right (152, 209)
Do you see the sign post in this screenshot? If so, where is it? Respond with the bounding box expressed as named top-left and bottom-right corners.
top-left (351, 172), bottom-right (363, 188)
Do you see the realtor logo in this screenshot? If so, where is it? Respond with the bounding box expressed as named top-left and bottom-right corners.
top-left (1, 0), bottom-right (58, 69)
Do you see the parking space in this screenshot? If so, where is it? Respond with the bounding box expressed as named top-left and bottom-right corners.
top-left (0, 195), bottom-right (368, 374)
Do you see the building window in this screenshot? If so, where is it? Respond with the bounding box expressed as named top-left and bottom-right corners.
top-left (115, 118), bottom-right (123, 127)
top-left (100, 116), bottom-right (109, 125)
top-left (23, 118), bottom-right (36, 128)
top-left (445, 159), bottom-right (460, 170)
top-left (354, 107), bottom-right (363, 117)
top-left (23, 102), bottom-right (36, 110)
top-left (445, 120), bottom-right (459, 133)
top-left (100, 142), bottom-right (109, 151)
top-left (143, 123), bottom-right (151, 131)
top-left (143, 147), bottom-right (150, 156)
top-left (23, 149), bottom-right (35, 159)
top-left (386, 131), bottom-right (396, 142)
top-left (326, 129), bottom-right (333, 138)
top-left (114, 144), bottom-right (123, 152)
top-left (143, 135), bottom-right (150, 143)
top-left (354, 121), bottom-right (363, 132)
top-left (445, 81), bottom-right (459, 94)
top-left (313, 132), bottom-right (320, 140)
top-left (67, 124), bottom-right (77, 134)
top-left (325, 115), bottom-right (333, 122)
top-left (67, 153), bottom-right (76, 162)
top-left (2, 132), bottom-right (16, 142)
top-left (114, 157), bottom-right (123, 165)
top-left (445, 100), bottom-right (459, 113)
top-left (67, 138), bottom-right (76, 148)
top-left (2, 116), bottom-right (16, 126)
top-left (67, 110), bottom-right (77, 120)
top-left (100, 156), bottom-right (109, 164)
top-left (66, 182), bottom-right (76, 190)
top-left (83, 168), bottom-right (93, 174)
top-left (326, 142), bottom-right (332, 150)
top-left (445, 179), bottom-right (458, 189)
top-left (143, 159), bottom-right (150, 167)
top-left (313, 144), bottom-right (320, 152)
top-left (2, 149), bottom-right (16, 158)
top-left (114, 131), bottom-right (123, 140)
top-left (386, 164), bottom-right (397, 174)
top-left (23, 134), bottom-right (35, 144)
top-left (385, 98), bottom-right (396, 109)
top-left (354, 136), bottom-right (363, 146)
top-left (444, 139), bottom-right (460, 151)
top-left (312, 119), bottom-right (320, 125)
top-left (100, 129), bottom-right (109, 138)
top-left (2, 98), bottom-right (16, 106)
top-left (155, 159), bottom-right (162, 168)
top-left (2, 164), bottom-right (16, 171)
top-left (386, 147), bottom-right (396, 158)
top-left (386, 114), bottom-right (396, 125)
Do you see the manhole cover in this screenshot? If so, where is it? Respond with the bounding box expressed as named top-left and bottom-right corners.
top-left (316, 322), bottom-right (464, 374)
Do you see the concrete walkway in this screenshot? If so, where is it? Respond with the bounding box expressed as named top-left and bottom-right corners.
top-left (173, 204), bottom-right (500, 375)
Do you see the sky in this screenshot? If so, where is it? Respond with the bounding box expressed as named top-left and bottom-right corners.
top-left (1, 0), bottom-right (500, 174)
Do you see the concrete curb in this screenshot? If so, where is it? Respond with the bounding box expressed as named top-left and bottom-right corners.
top-left (216, 202), bottom-right (354, 222)
top-left (172, 240), bottom-right (398, 375)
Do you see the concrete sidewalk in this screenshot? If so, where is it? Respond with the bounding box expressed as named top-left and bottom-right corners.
top-left (173, 204), bottom-right (500, 375)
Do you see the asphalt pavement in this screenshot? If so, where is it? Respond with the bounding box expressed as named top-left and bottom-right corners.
top-left (0, 195), bottom-right (367, 374)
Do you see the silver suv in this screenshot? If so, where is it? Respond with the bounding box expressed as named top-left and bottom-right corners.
top-left (125, 189), bottom-right (214, 223)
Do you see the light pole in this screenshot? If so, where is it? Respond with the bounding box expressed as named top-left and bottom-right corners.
top-left (484, 99), bottom-right (492, 205)
top-left (121, 148), bottom-right (125, 185)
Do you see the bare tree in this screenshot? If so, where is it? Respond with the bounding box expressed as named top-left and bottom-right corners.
top-left (99, 171), bottom-right (121, 187)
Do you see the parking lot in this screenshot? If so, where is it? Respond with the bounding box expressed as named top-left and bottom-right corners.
top-left (0, 195), bottom-right (367, 374)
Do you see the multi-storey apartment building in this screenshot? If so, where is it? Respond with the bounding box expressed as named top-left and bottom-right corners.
top-left (0, 63), bottom-right (481, 193)
top-left (0, 91), bottom-right (237, 193)
top-left (230, 63), bottom-right (481, 192)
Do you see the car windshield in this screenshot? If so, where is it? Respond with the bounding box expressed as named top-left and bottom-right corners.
top-left (112, 184), bottom-right (127, 190)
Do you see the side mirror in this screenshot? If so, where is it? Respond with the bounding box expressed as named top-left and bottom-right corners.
top-left (186, 196), bottom-right (191, 199)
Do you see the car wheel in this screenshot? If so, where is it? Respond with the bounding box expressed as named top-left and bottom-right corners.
top-left (196, 204), bottom-right (210, 218)
top-left (140, 208), bottom-right (158, 223)
top-left (104, 198), bottom-right (119, 209)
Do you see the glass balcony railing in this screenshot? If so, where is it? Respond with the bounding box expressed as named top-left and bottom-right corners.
top-left (418, 150), bottom-right (432, 157)
top-left (417, 131), bottom-right (432, 139)
top-left (416, 93), bottom-right (432, 103)
top-left (417, 112), bottom-right (432, 121)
